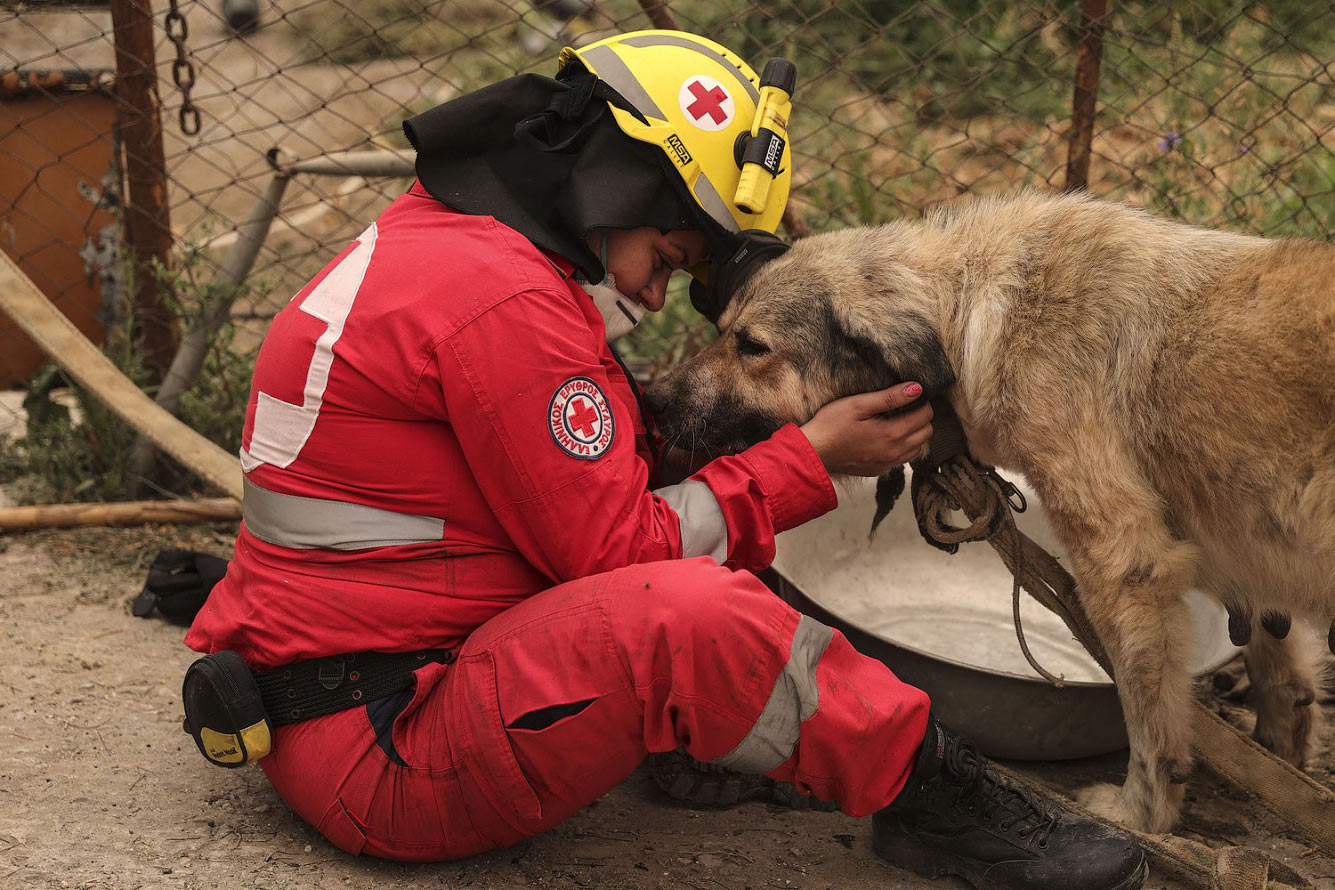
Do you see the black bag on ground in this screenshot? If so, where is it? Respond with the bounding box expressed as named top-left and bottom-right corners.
top-left (132, 548), bottom-right (229, 625)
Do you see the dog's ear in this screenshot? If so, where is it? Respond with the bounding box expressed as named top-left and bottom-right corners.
top-left (830, 306), bottom-right (956, 400)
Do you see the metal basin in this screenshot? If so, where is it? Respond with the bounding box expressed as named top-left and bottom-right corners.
top-left (769, 471), bottom-right (1238, 761)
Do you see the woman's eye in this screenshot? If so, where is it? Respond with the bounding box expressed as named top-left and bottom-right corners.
top-left (735, 332), bottom-right (771, 357)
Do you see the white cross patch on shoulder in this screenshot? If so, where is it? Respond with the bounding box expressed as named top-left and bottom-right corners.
top-left (548, 377), bottom-right (615, 459)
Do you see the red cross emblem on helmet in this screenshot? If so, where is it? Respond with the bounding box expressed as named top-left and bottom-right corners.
top-left (679, 75), bottom-right (734, 133)
top-left (548, 377), bottom-right (616, 459)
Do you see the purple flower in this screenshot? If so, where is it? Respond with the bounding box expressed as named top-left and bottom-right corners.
top-left (1157, 131), bottom-right (1182, 152)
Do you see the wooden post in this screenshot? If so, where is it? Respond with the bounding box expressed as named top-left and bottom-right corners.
top-left (1064, 0), bottom-right (1108, 192)
top-left (635, 0), bottom-right (679, 30)
top-left (109, 0), bottom-right (178, 381)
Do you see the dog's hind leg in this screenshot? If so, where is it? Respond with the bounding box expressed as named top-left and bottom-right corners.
top-left (1245, 623), bottom-right (1324, 767)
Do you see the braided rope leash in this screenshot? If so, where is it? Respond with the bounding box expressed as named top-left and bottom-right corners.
top-left (896, 406), bottom-right (1335, 887)
top-left (908, 454), bottom-right (1108, 684)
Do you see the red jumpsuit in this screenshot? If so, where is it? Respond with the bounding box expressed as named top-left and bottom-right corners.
top-left (186, 182), bottom-right (930, 861)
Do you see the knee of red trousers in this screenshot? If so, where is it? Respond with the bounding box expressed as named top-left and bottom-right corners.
top-left (598, 558), bottom-right (932, 815)
top-left (598, 558), bottom-right (804, 752)
top-left (773, 628), bottom-right (932, 816)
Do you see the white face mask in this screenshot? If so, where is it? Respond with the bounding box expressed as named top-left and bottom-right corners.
top-left (585, 273), bottom-right (645, 342)
top-left (581, 229), bottom-right (646, 343)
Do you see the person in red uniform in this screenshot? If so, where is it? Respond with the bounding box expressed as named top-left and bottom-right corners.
top-left (185, 30), bottom-right (1146, 890)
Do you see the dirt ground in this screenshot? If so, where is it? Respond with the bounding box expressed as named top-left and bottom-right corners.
top-left (2, 518), bottom-right (1334, 890)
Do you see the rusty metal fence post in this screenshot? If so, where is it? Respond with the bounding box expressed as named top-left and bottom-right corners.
top-left (109, 0), bottom-right (177, 380)
top-left (635, 0), bottom-right (677, 30)
top-left (1064, 0), bottom-right (1107, 193)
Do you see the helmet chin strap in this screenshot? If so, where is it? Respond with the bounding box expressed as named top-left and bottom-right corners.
top-left (584, 228), bottom-right (646, 342)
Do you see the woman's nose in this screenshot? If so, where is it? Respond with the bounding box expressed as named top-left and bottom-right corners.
top-left (639, 275), bottom-right (669, 311)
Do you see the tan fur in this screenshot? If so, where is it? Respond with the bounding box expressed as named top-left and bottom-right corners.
top-left (650, 189), bottom-right (1335, 832)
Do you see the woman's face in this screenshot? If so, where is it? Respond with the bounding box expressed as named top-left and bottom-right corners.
top-left (589, 227), bottom-right (709, 313)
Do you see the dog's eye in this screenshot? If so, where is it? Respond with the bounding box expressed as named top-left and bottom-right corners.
top-left (735, 331), bottom-right (771, 357)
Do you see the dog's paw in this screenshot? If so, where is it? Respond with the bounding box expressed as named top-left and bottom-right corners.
top-left (1076, 782), bottom-right (1177, 833)
top-left (1253, 696), bottom-right (1317, 767)
top-left (1077, 783), bottom-right (1134, 825)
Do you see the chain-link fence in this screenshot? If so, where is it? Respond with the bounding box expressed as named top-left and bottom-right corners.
top-left (2, 0), bottom-right (1334, 502)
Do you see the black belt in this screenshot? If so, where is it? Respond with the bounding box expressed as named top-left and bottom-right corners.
top-left (256, 649), bottom-right (455, 727)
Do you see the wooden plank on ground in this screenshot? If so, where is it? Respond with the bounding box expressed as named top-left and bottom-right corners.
top-left (0, 248), bottom-right (244, 501)
top-left (0, 498), bottom-right (241, 530)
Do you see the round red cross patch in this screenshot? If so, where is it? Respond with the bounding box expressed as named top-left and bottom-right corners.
top-left (548, 376), bottom-right (615, 460)
top-left (679, 75), bottom-right (734, 133)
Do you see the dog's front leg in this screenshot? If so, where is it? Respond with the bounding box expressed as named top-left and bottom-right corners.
top-left (1034, 486), bottom-right (1202, 833)
top-left (1074, 572), bottom-right (1196, 833)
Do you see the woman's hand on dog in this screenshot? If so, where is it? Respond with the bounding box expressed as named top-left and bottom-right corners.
top-left (800, 382), bottom-right (934, 477)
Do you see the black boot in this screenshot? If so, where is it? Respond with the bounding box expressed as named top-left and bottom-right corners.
top-left (874, 715), bottom-right (1147, 890)
top-left (648, 748), bottom-right (839, 811)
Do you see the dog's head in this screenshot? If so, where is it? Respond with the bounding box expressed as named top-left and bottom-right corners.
top-left (646, 227), bottom-right (955, 455)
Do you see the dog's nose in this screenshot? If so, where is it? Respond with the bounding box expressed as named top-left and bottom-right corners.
top-left (644, 385), bottom-right (670, 417)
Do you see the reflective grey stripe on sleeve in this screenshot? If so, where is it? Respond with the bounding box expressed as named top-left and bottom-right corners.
top-left (653, 479), bottom-right (728, 563)
top-left (581, 45), bottom-right (667, 121)
top-left (242, 476), bottom-right (444, 551)
top-left (711, 615), bottom-right (835, 774)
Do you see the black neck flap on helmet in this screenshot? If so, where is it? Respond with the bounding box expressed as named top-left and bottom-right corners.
top-left (404, 70), bottom-right (698, 283)
top-left (404, 68), bottom-right (791, 320)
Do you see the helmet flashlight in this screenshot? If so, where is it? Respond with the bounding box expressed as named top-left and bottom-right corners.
top-left (733, 59), bottom-right (797, 217)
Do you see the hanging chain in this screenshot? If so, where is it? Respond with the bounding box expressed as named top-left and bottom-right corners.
top-left (165, 0), bottom-right (201, 136)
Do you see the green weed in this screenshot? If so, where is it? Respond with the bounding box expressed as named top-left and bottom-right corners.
top-left (0, 344), bottom-right (146, 504)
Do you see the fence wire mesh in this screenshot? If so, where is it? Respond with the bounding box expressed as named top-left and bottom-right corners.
top-left (1, 0), bottom-right (1333, 501)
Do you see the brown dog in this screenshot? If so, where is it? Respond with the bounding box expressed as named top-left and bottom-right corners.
top-left (647, 189), bottom-right (1335, 832)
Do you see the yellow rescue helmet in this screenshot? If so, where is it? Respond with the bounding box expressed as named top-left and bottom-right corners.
top-left (558, 30), bottom-right (795, 239)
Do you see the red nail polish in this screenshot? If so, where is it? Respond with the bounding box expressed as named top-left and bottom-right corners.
top-left (904, 383), bottom-right (922, 397)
